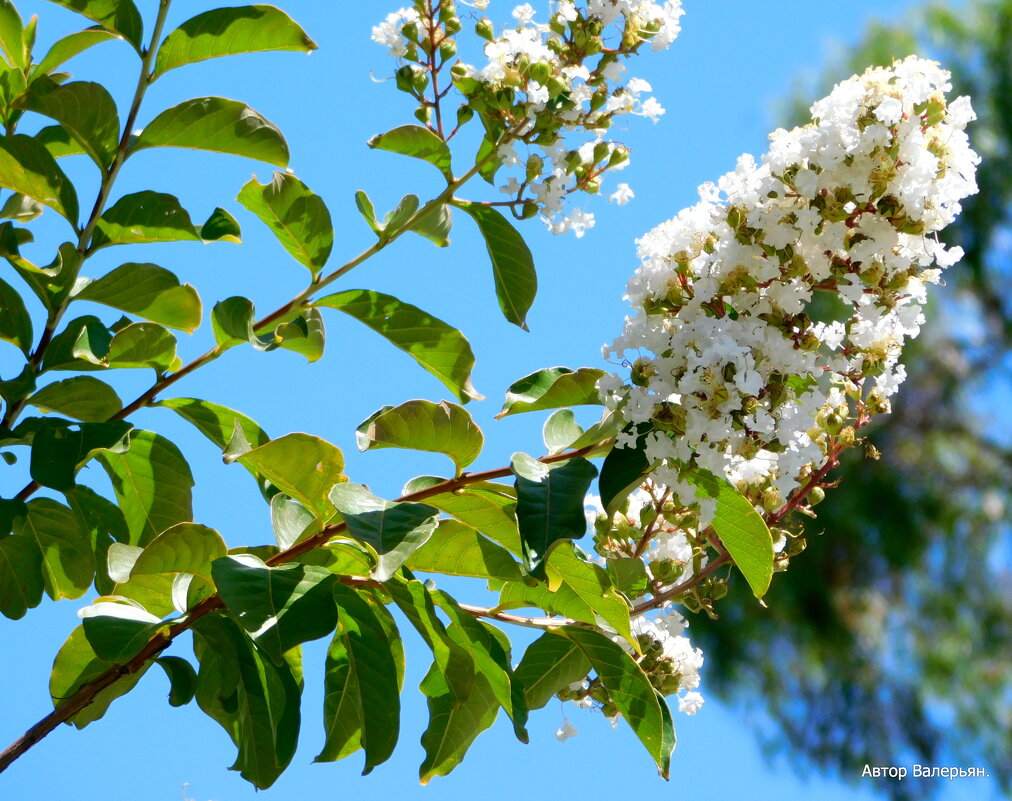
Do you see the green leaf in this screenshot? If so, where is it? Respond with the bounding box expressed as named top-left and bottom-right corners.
top-left (130, 522), bottom-right (226, 580)
top-left (50, 625), bottom-right (150, 729)
top-left (607, 556), bottom-right (650, 599)
top-left (15, 497), bottom-right (94, 599)
top-left (328, 483), bottom-right (439, 581)
top-left (27, 375), bottom-right (122, 421)
top-left (16, 77), bottom-right (120, 169)
top-left (192, 613), bottom-right (301, 789)
top-left (132, 97), bottom-right (289, 167)
top-left (514, 632), bottom-right (591, 710)
top-left (501, 543), bottom-right (633, 645)
top-left (407, 518), bottom-right (523, 581)
top-left (273, 307), bottom-right (325, 363)
top-left (317, 584), bottom-right (402, 772)
top-left (156, 655), bottom-right (197, 707)
top-left (80, 601), bottom-right (162, 662)
top-left (210, 296), bottom-right (272, 351)
top-left (687, 469), bottom-right (773, 598)
top-left (98, 429), bottom-right (194, 546)
top-left (380, 193), bottom-right (418, 235)
top-left (498, 366), bottom-right (605, 418)
top-left (270, 494), bottom-right (317, 550)
top-left (0, 191), bottom-right (43, 221)
top-left (368, 124), bottom-right (452, 179)
top-left (39, 314), bottom-right (109, 372)
top-left (65, 484), bottom-right (128, 595)
top-left (45, 0), bottom-right (144, 51)
top-left (353, 190), bottom-right (379, 235)
top-left (0, 1), bottom-right (28, 69)
top-left (511, 452), bottom-right (597, 579)
top-left (34, 26), bottom-right (119, 74)
top-left (0, 530), bottom-right (44, 619)
top-left (543, 409), bottom-right (584, 454)
top-left (430, 589), bottom-right (529, 742)
top-left (417, 664), bottom-right (498, 784)
top-left (0, 134), bottom-right (79, 224)
top-left (157, 396), bottom-right (269, 453)
top-left (0, 273), bottom-right (32, 354)
top-left (233, 432), bottom-right (345, 515)
top-left (103, 322), bottom-right (181, 373)
top-left (153, 5), bottom-right (317, 77)
top-left (357, 400), bottom-right (483, 476)
top-left (409, 202), bottom-right (452, 247)
top-left (198, 206), bottom-right (241, 243)
top-left (237, 172), bottom-right (332, 275)
top-left (35, 124), bottom-right (86, 159)
top-left (212, 554), bottom-right (337, 664)
top-left (411, 481), bottom-right (522, 555)
top-left (27, 418), bottom-right (131, 491)
top-left (387, 577), bottom-right (474, 702)
top-left (77, 262), bottom-right (202, 332)
top-left (599, 425), bottom-right (651, 516)
top-left (315, 289), bottom-right (481, 403)
top-left (454, 201), bottom-right (536, 330)
top-left (556, 626), bottom-right (675, 778)
top-left (90, 191), bottom-right (200, 249)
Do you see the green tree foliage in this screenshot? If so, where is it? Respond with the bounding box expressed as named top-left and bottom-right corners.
top-left (691, 4), bottom-right (1012, 797)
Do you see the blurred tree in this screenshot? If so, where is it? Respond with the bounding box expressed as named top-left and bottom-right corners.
top-left (690, 3), bottom-right (1012, 799)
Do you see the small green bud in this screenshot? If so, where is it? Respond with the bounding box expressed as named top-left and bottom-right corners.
top-left (439, 39), bottom-right (457, 60)
top-left (808, 486), bottom-right (826, 506)
top-left (475, 18), bottom-right (494, 40)
top-left (455, 104), bottom-right (474, 126)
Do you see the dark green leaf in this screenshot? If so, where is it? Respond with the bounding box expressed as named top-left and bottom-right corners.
top-left (368, 124), bottom-right (452, 178)
top-left (233, 432), bottom-right (345, 515)
top-left (90, 191), bottom-right (200, 249)
top-left (687, 469), bottom-right (773, 598)
top-left (315, 288), bottom-right (481, 403)
top-left (157, 396), bottom-right (269, 452)
top-left (198, 206), bottom-right (241, 243)
top-left (153, 5), bottom-right (317, 77)
top-left (28, 418), bottom-right (131, 491)
top-left (50, 625), bottom-right (150, 728)
top-left (80, 601), bottom-right (162, 662)
top-left (474, 134), bottom-right (501, 184)
top-left (16, 77), bottom-right (120, 169)
top-left (430, 588), bottom-right (529, 742)
top-left (156, 655), bottom-right (197, 707)
top-left (15, 497), bottom-right (94, 599)
top-left (328, 483), bottom-right (438, 581)
top-left (417, 665), bottom-right (498, 784)
top-left (498, 366), bottom-right (605, 418)
top-left (237, 172), bottom-right (332, 274)
top-left (34, 26), bottom-right (119, 74)
top-left (212, 554), bottom-right (337, 664)
top-left (454, 201), bottom-right (536, 330)
top-left (599, 424), bottom-right (651, 516)
top-left (35, 123), bottom-right (86, 159)
top-left (514, 631), bottom-right (591, 710)
top-left (78, 262), bottom-right (202, 332)
top-left (65, 485), bottom-right (129, 595)
top-left (499, 543), bottom-right (633, 645)
top-left (387, 577), bottom-right (473, 701)
top-left (0, 133), bottom-right (79, 224)
top-left (0, 273), bottom-right (32, 353)
top-left (211, 296), bottom-right (272, 351)
top-left (317, 584), bottom-right (402, 772)
top-left (38, 314), bottom-right (108, 372)
top-left (27, 375), bottom-right (122, 421)
top-left (512, 452), bottom-right (597, 579)
top-left (132, 97), bottom-right (289, 167)
top-left (45, 0), bottom-right (143, 50)
top-left (557, 626), bottom-right (675, 778)
top-left (358, 399), bottom-right (482, 475)
top-left (0, 530), bottom-right (43, 619)
top-left (407, 518), bottom-right (523, 581)
top-left (98, 429), bottom-right (194, 546)
top-left (192, 613), bottom-right (300, 789)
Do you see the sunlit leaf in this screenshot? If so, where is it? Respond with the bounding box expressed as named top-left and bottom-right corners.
top-left (77, 262), bottom-right (202, 331)
top-left (233, 432), bottom-right (345, 515)
top-left (498, 367), bottom-right (605, 418)
top-left (45, 0), bottom-right (144, 51)
top-left (0, 134), bottom-right (79, 224)
top-left (368, 124), bottom-right (452, 179)
top-left (90, 191), bottom-right (200, 249)
top-left (15, 497), bottom-right (94, 599)
top-left (407, 518), bottom-right (523, 581)
top-left (27, 375), bottom-right (122, 421)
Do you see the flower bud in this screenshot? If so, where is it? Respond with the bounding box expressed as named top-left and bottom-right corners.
top-left (475, 18), bottom-right (494, 40)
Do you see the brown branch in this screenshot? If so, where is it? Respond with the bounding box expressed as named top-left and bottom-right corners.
top-left (0, 438), bottom-right (609, 773)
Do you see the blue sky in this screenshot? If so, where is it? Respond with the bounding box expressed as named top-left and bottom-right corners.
top-left (0, 1), bottom-right (1000, 799)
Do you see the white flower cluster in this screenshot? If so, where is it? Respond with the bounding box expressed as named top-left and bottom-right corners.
top-left (601, 57), bottom-right (980, 517)
top-left (373, 1), bottom-right (683, 238)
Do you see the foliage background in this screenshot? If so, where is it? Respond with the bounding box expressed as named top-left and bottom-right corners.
top-left (0, 1), bottom-right (1003, 799)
